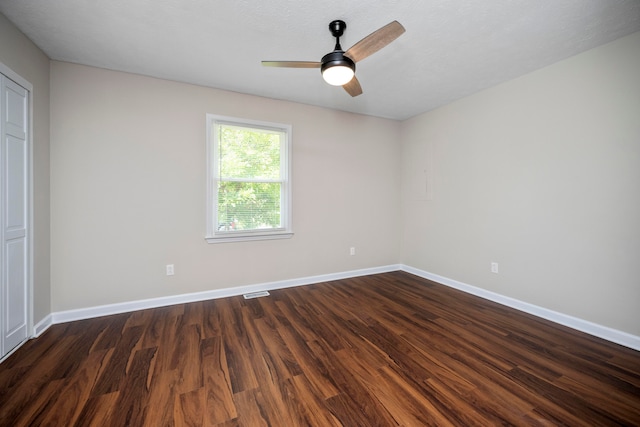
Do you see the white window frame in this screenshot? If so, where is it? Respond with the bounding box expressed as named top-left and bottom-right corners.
top-left (205, 114), bottom-right (293, 243)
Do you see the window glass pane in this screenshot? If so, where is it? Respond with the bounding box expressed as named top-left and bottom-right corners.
top-left (217, 181), bottom-right (282, 231)
top-left (218, 125), bottom-right (281, 180)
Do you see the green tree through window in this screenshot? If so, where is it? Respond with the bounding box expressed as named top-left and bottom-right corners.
top-left (217, 125), bottom-right (282, 230)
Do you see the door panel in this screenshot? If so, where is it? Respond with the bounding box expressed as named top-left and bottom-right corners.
top-left (6, 134), bottom-right (26, 229)
top-left (5, 239), bottom-right (26, 349)
top-left (5, 80), bottom-right (27, 137)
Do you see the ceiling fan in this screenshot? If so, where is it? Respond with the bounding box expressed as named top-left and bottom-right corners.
top-left (262, 20), bottom-right (406, 97)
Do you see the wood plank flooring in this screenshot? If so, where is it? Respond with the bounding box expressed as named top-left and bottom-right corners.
top-left (1, 271), bottom-right (639, 426)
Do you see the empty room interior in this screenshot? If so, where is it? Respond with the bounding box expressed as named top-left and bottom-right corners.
top-left (1, 1), bottom-right (639, 425)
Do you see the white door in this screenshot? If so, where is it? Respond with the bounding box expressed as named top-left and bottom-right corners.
top-left (0, 73), bottom-right (29, 359)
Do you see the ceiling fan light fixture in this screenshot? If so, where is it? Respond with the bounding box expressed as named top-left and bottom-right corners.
top-left (322, 65), bottom-right (355, 86)
top-left (321, 51), bottom-right (355, 86)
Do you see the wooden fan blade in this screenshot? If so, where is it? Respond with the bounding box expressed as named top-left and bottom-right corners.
top-left (261, 61), bottom-right (321, 68)
top-left (345, 21), bottom-right (406, 63)
top-left (343, 75), bottom-right (363, 97)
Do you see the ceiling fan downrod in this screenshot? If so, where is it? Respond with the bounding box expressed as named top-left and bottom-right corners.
top-left (329, 19), bottom-right (347, 51)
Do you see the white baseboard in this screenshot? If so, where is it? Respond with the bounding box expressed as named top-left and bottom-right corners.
top-left (401, 265), bottom-right (640, 352)
top-left (50, 264), bottom-right (402, 325)
top-left (33, 263), bottom-right (640, 353)
top-left (33, 314), bottom-right (53, 337)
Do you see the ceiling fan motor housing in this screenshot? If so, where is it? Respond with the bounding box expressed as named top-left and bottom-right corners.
top-left (321, 51), bottom-right (356, 74)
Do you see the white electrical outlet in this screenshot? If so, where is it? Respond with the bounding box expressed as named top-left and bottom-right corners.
top-left (491, 262), bottom-right (499, 274)
top-left (350, 247), bottom-right (356, 256)
top-left (166, 264), bottom-right (175, 276)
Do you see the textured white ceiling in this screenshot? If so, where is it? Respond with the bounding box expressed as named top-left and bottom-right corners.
top-left (1, 0), bottom-right (639, 120)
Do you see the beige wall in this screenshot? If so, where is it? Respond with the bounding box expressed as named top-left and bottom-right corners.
top-left (50, 62), bottom-right (401, 311)
top-left (0, 14), bottom-right (51, 324)
top-left (401, 31), bottom-right (640, 335)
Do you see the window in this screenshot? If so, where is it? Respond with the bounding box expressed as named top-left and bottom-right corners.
top-left (206, 114), bottom-right (292, 243)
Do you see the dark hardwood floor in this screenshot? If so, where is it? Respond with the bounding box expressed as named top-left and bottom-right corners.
top-left (1, 271), bottom-right (639, 426)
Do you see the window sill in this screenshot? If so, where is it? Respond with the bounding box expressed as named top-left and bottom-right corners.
top-left (205, 231), bottom-right (294, 244)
